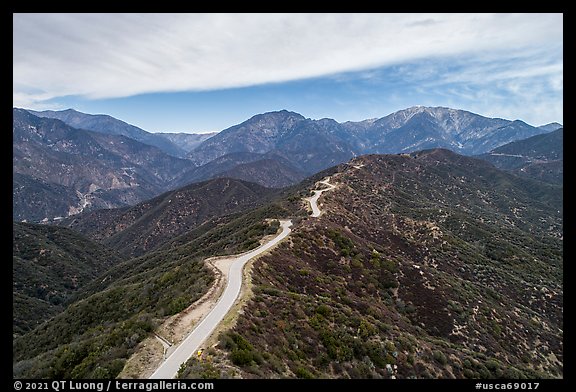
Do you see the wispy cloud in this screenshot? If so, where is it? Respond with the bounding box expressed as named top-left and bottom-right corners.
top-left (13, 13), bottom-right (562, 111)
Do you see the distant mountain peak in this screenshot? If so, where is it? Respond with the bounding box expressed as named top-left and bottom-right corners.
top-left (189, 105), bottom-right (549, 168)
top-left (276, 109), bottom-right (299, 114)
top-left (231, 110), bottom-right (306, 132)
top-left (403, 105), bottom-right (483, 119)
top-left (250, 109), bottom-right (305, 120)
top-left (25, 108), bottom-right (189, 158)
top-left (538, 122), bottom-right (563, 132)
top-left (381, 105), bottom-right (464, 126)
top-left (400, 105), bottom-right (456, 114)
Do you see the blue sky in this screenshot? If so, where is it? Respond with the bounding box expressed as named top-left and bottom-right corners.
top-left (13, 13), bottom-right (563, 133)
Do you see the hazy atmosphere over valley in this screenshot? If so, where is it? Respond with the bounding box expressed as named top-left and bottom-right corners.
top-left (13, 13), bottom-right (563, 385)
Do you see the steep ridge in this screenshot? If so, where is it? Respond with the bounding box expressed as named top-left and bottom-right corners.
top-left (13, 109), bottom-right (193, 221)
top-left (13, 222), bottom-right (125, 336)
top-left (215, 159), bottom-right (306, 188)
top-left (538, 122), bottom-right (563, 132)
top-left (171, 152), bottom-right (306, 189)
top-left (181, 150), bottom-right (562, 379)
top-left (478, 129), bottom-right (563, 185)
top-left (58, 178), bottom-right (278, 257)
top-left (28, 108), bottom-right (188, 158)
top-left (13, 173), bottom-right (80, 222)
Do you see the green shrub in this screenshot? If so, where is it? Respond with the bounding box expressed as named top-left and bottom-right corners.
top-left (295, 366), bottom-right (315, 379)
top-left (433, 350), bottom-right (448, 365)
top-left (316, 304), bottom-right (331, 317)
top-left (230, 349), bottom-right (254, 366)
top-left (168, 297), bottom-right (189, 315)
top-left (381, 258), bottom-right (398, 273)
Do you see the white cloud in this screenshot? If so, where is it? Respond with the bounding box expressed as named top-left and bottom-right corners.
top-left (372, 46), bottom-right (563, 125)
top-left (13, 13), bottom-right (563, 109)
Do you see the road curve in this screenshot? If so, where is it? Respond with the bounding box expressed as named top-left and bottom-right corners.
top-left (149, 219), bottom-right (293, 379)
top-left (307, 179), bottom-right (336, 218)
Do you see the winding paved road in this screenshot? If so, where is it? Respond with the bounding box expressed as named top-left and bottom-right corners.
top-left (149, 219), bottom-right (293, 379)
top-left (149, 177), bottom-right (335, 378)
top-left (307, 179), bottom-right (336, 218)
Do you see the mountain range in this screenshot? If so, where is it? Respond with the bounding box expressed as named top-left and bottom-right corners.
top-left (13, 148), bottom-right (563, 379)
top-left (188, 106), bottom-right (551, 171)
top-left (13, 109), bottom-right (193, 222)
top-left (14, 106), bottom-right (559, 223)
top-left (28, 108), bottom-right (214, 158)
top-left (12, 100), bottom-right (563, 379)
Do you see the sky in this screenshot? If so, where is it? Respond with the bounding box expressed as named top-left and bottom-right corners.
top-left (13, 13), bottom-right (563, 134)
